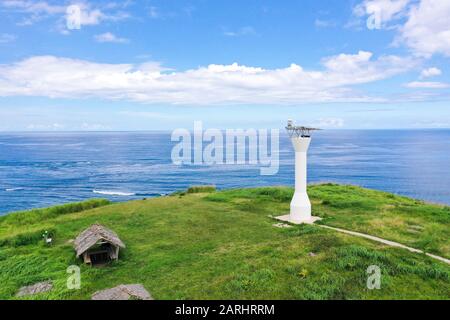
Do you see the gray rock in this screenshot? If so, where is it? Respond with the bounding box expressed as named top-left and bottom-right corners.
top-left (92, 284), bottom-right (153, 300)
top-left (17, 281), bottom-right (53, 297)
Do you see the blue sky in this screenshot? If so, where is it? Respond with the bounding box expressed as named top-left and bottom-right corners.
top-left (0, 0), bottom-right (449, 130)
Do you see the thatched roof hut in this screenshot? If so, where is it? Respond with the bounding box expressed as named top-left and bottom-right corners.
top-left (74, 224), bottom-right (125, 265)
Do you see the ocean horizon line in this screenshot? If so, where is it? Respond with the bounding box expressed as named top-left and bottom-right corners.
top-left (0, 127), bottom-right (449, 134)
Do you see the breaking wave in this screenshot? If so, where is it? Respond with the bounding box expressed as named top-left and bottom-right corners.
top-left (93, 190), bottom-right (136, 196)
top-left (5, 188), bottom-right (24, 192)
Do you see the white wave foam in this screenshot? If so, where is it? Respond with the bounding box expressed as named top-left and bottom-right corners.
top-left (93, 190), bottom-right (135, 196)
top-left (5, 188), bottom-right (24, 192)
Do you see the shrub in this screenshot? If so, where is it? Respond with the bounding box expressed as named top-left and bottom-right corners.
top-left (255, 187), bottom-right (292, 202)
top-left (0, 199), bottom-right (111, 226)
top-left (187, 185), bottom-right (216, 193)
top-left (0, 229), bottom-right (56, 247)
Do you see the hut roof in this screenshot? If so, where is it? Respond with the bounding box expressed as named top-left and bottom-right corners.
top-left (74, 224), bottom-right (125, 257)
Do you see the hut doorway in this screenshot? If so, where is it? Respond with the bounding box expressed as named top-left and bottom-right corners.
top-left (90, 251), bottom-right (110, 265)
top-left (83, 242), bottom-right (118, 266)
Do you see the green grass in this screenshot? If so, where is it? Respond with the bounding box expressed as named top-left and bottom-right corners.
top-left (309, 184), bottom-right (450, 258)
top-left (0, 184), bottom-right (448, 300)
top-left (0, 198), bottom-right (111, 239)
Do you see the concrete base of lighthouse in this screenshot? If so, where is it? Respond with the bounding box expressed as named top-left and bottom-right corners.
top-left (275, 192), bottom-right (321, 225)
top-left (275, 214), bottom-right (321, 225)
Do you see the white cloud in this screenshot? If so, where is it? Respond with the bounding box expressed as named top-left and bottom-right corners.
top-left (0, 52), bottom-right (417, 105)
top-left (1, 0), bottom-right (65, 25)
top-left (420, 67), bottom-right (441, 78)
top-left (404, 81), bottom-right (449, 88)
top-left (354, 0), bottom-right (450, 57)
top-left (353, 0), bottom-right (411, 27)
top-left (0, 33), bottom-right (17, 43)
top-left (1, 0), bottom-right (65, 14)
top-left (26, 122), bottom-right (65, 130)
top-left (0, 0), bottom-right (129, 31)
top-left (314, 19), bottom-right (337, 28)
top-left (25, 122), bottom-right (111, 131)
top-left (94, 32), bottom-right (129, 44)
top-left (1, 0), bottom-right (64, 25)
top-left (148, 6), bottom-right (159, 18)
top-left (64, 3), bottom-right (129, 30)
top-left (67, 4), bottom-right (103, 26)
top-left (413, 119), bottom-right (450, 128)
top-left (223, 26), bottom-right (257, 37)
top-left (399, 0), bottom-right (450, 57)
top-left (310, 118), bottom-right (345, 128)
top-left (80, 122), bottom-right (111, 130)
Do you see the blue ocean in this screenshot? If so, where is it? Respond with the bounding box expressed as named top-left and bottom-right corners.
top-left (0, 129), bottom-right (449, 215)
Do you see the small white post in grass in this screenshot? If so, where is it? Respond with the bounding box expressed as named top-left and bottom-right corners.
top-left (275, 120), bottom-right (322, 224)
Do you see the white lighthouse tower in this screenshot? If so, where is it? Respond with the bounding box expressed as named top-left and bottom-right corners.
top-left (276, 120), bottom-right (321, 224)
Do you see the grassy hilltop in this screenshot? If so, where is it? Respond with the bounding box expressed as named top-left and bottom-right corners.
top-left (0, 184), bottom-right (449, 300)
